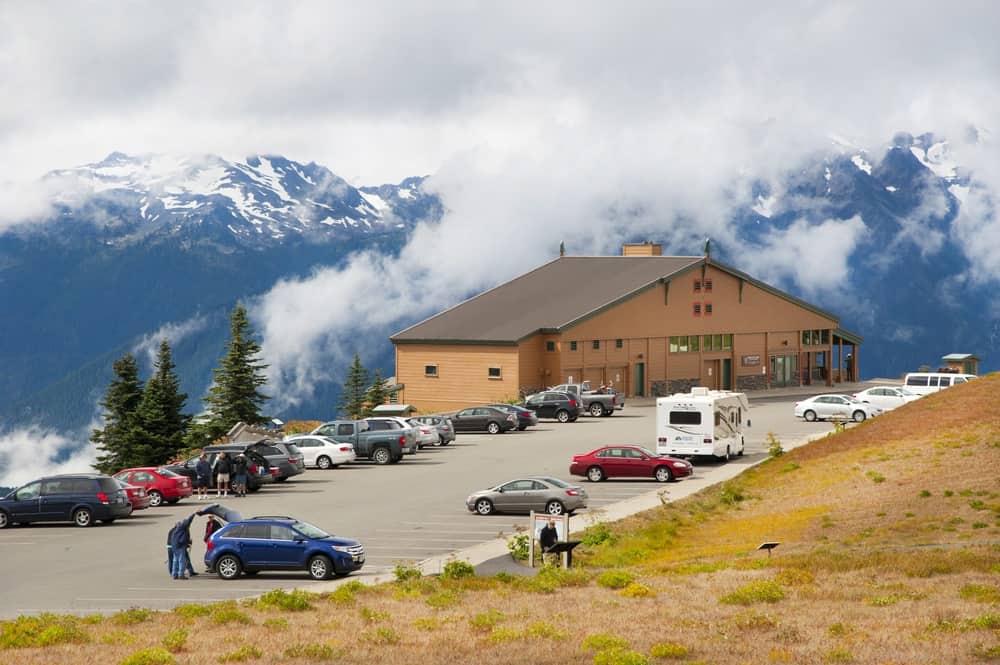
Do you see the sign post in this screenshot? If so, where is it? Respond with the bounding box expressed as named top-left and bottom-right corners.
top-left (528, 511), bottom-right (569, 568)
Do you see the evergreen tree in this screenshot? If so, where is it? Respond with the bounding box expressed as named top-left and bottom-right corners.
top-left (198, 304), bottom-right (270, 444)
top-left (363, 368), bottom-right (388, 417)
top-left (92, 353), bottom-right (146, 474)
top-left (134, 340), bottom-right (190, 464)
top-left (339, 353), bottom-right (369, 420)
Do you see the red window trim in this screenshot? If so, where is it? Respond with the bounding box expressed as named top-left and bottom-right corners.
top-left (705, 302), bottom-right (713, 316)
top-left (704, 279), bottom-right (713, 293)
top-left (693, 302), bottom-right (702, 316)
top-left (693, 279), bottom-right (702, 292)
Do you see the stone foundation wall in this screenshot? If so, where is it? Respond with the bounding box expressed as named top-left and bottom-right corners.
top-left (652, 378), bottom-right (700, 397)
top-left (737, 374), bottom-right (768, 391)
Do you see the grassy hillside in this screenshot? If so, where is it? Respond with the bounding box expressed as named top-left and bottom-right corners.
top-left (4, 376), bottom-right (999, 664)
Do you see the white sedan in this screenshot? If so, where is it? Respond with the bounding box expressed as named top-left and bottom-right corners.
top-left (851, 386), bottom-right (921, 412)
top-left (285, 435), bottom-right (356, 469)
top-left (793, 394), bottom-right (881, 423)
top-left (407, 418), bottom-right (439, 449)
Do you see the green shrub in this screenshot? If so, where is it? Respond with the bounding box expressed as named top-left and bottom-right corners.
top-left (0, 613), bottom-right (90, 649)
top-left (469, 610), bottom-right (505, 632)
top-left (110, 607), bottom-right (153, 626)
top-left (425, 590), bottom-right (462, 608)
top-left (494, 572), bottom-right (515, 583)
top-left (359, 627), bottom-right (399, 644)
top-left (441, 559), bottom-right (475, 580)
top-left (767, 432), bottom-right (784, 458)
top-left (775, 568), bottom-right (814, 586)
top-left (173, 604), bottom-right (211, 619)
top-left (263, 617), bottom-right (288, 630)
top-left (596, 570), bottom-right (635, 589)
top-left (582, 633), bottom-right (630, 652)
top-left (960, 584), bottom-right (1000, 604)
top-left (120, 647), bottom-right (176, 665)
top-left (328, 580), bottom-right (365, 605)
top-left (359, 607), bottom-right (391, 622)
top-left (972, 644), bottom-right (1000, 659)
top-left (525, 621), bottom-right (568, 640)
top-left (489, 627), bottom-right (523, 643)
top-left (719, 580), bottom-right (786, 605)
top-left (210, 602), bottom-right (252, 625)
top-left (824, 647), bottom-right (854, 662)
top-left (161, 628), bottom-right (188, 653)
top-left (283, 643), bottom-right (341, 660)
top-left (649, 642), bottom-right (688, 658)
top-left (581, 523), bottom-right (619, 546)
top-left (865, 470), bottom-right (886, 484)
top-left (507, 533), bottom-right (529, 560)
top-left (593, 648), bottom-right (649, 665)
top-left (620, 582), bottom-right (655, 598)
top-left (255, 588), bottom-right (314, 611)
top-left (919, 489), bottom-right (932, 497)
top-left (393, 563), bottom-right (422, 583)
top-left (217, 645), bottom-right (263, 662)
top-left (719, 483), bottom-right (746, 505)
top-left (780, 462), bottom-right (800, 473)
top-left (100, 631), bottom-right (137, 646)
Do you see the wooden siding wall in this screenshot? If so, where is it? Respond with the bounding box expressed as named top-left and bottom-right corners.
top-left (395, 344), bottom-right (520, 413)
top-left (518, 334), bottom-right (561, 394)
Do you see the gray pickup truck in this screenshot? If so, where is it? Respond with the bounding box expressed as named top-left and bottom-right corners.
top-left (311, 420), bottom-right (405, 464)
top-left (548, 382), bottom-right (625, 417)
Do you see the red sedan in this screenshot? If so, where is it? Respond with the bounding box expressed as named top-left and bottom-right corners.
top-left (570, 445), bottom-right (694, 483)
top-left (113, 478), bottom-right (152, 512)
top-left (114, 467), bottom-right (193, 507)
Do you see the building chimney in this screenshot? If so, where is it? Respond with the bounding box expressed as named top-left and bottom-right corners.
top-left (622, 241), bottom-right (662, 256)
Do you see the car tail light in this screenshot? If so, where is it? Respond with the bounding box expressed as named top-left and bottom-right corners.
top-left (270, 468), bottom-right (280, 477)
top-left (399, 436), bottom-right (406, 445)
top-left (566, 489), bottom-right (580, 496)
top-left (339, 446), bottom-right (351, 452)
top-left (206, 540), bottom-right (215, 552)
top-left (287, 457), bottom-right (297, 463)
top-left (569, 399), bottom-right (577, 407)
top-left (96, 492), bottom-right (109, 504)
top-left (611, 395), bottom-right (617, 405)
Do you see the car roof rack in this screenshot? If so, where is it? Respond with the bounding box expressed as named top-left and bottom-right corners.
top-left (250, 515), bottom-right (295, 520)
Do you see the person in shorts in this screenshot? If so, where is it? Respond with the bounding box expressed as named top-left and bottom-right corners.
top-left (232, 453), bottom-right (249, 497)
top-left (215, 451), bottom-right (232, 497)
top-left (194, 453), bottom-right (212, 500)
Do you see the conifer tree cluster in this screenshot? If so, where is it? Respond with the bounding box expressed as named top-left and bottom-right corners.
top-left (92, 344), bottom-right (189, 474)
top-left (339, 353), bottom-right (392, 419)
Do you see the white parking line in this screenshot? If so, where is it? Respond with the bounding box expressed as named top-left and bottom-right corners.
top-left (362, 538), bottom-right (490, 544)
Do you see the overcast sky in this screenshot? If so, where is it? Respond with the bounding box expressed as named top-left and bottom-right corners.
top-left (2, 2), bottom-right (999, 483)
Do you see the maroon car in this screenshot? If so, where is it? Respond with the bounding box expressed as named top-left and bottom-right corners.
top-left (113, 467), bottom-right (193, 507)
top-left (569, 445), bottom-right (694, 483)
top-left (113, 478), bottom-right (152, 512)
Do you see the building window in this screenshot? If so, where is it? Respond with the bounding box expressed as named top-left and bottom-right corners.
top-left (615, 339), bottom-right (623, 349)
top-left (821, 329), bottom-right (830, 345)
top-left (669, 336), bottom-right (678, 353)
top-left (690, 335), bottom-right (699, 352)
top-left (722, 334), bottom-right (733, 350)
top-left (678, 336), bottom-right (689, 353)
top-left (488, 367), bottom-right (502, 379)
top-left (693, 303), bottom-right (701, 316)
top-left (570, 341), bottom-right (577, 351)
top-left (703, 334), bottom-right (714, 351)
top-left (546, 341), bottom-right (555, 352)
top-left (693, 279), bottom-right (702, 292)
top-left (592, 340), bottom-right (600, 350)
top-left (811, 330), bottom-right (820, 346)
top-left (705, 302), bottom-right (713, 315)
top-left (802, 330), bottom-right (810, 345)
top-left (705, 279), bottom-right (713, 292)
top-left (424, 365), bottom-right (438, 377)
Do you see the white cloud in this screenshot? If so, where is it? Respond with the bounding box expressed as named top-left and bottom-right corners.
top-left (0, 426), bottom-right (97, 488)
top-left (133, 315), bottom-right (209, 371)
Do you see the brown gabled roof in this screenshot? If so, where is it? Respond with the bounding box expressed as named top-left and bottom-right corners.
top-left (391, 256), bottom-right (703, 343)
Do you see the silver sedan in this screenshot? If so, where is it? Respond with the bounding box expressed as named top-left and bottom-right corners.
top-left (466, 476), bottom-right (588, 516)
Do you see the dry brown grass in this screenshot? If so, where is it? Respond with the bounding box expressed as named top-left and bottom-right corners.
top-left (5, 377), bottom-right (1000, 664)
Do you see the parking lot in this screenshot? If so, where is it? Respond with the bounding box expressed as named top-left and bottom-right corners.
top-left (1, 393), bottom-right (838, 616)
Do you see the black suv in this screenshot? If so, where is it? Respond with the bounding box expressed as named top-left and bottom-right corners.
top-left (166, 447), bottom-right (274, 493)
top-left (244, 440), bottom-right (306, 482)
top-left (520, 391), bottom-right (583, 423)
top-left (0, 474), bottom-right (131, 528)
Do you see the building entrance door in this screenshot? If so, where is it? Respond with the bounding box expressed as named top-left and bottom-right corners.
top-left (722, 359), bottom-right (732, 390)
top-left (769, 354), bottom-right (799, 387)
top-left (634, 363), bottom-right (645, 397)
top-left (704, 360), bottom-right (720, 390)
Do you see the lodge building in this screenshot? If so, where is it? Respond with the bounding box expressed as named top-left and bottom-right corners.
top-left (389, 243), bottom-right (862, 413)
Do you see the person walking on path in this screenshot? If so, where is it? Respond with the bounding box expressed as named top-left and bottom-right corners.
top-left (539, 516), bottom-right (559, 566)
top-left (194, 453), bottom-right (212, 500)
top-left (232, 453), bottom-right (249, 497)
top-left (215, 452), bottom-right (232, 497)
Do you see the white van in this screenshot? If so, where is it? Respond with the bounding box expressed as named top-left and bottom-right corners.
top-left (655, 387), bottom-right (749, 461)
top-left (902, 372), bottom-right (976, 396)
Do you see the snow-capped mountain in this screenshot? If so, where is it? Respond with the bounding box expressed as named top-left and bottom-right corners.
top-left (37, 152), bottom-right (438, 246)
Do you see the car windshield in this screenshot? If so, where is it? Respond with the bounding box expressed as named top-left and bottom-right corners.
top-left (292, 520), bottom-right (332, 540)
top-left (157, 468), bottom-right (181, 477)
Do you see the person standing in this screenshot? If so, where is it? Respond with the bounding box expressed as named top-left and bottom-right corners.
top-left (539, 516), bottom-right (559, 566)
top-left (194, 453), bottom-right (212, 500)
top-left (215, 451), bottom-right (232, 497)
top-left (232, 453), bottom-right (249, 497)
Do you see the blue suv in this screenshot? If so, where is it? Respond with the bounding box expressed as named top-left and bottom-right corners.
top-left (205, 511), bottom-right (364, 580)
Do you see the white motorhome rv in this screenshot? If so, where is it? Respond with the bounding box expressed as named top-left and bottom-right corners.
top-left (656, 387), bottom-right (749, 460)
